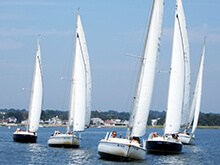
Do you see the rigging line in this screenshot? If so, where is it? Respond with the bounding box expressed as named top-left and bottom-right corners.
top-left (176, 12), bottom-right (187, 117)
top-left (77, 33), bottom-right (89, 110)
top-left (118, 59), bottom-right (139, 112)
top-left (61, 29), bottom-right (75, 112)
top-left (77, 33), bottom-right (88, 73)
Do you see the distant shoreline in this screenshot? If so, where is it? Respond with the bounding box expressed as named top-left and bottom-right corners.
top-left (1, 124), bottom-right (220, 129)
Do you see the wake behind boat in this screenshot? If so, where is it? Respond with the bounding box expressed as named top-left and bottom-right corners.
top-left (13, 36), bottom-right (43, 143)
top-left (98, 0), bottom-right (164, 160)
top-left (48, 11), bottom-right (91, 148)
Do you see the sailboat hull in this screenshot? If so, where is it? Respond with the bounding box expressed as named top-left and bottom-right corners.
top-left (48, 134), bottom-right (81, 148)
top-left (13, 132), bottom-right (37, 143)
top-left (98, 138), bottom-right (146, 160)
top-left (178, 133), bottom-right (195, 145)
top-left (147, 136), bottom-right (182, 154)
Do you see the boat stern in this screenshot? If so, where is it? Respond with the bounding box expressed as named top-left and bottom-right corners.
top-left (48, 133), bottom-right (81, 148)
top-left (13, 130), bottom-right (37, 143)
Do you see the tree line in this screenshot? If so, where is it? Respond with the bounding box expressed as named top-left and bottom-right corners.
top-left (0, 108), bottom-right (220, 126)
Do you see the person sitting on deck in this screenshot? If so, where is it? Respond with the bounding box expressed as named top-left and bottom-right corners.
top-left (53, 131), bottom-right (60, 136)
top-left (152, 132), bottom-right (158, 137)
top-left (172, 134), bottom-right (178, 139)
top-left (112, 131), bottom-right (117, 138)
top-left (17, 128), bottom-right (22, 132)
top-left (131, 136), bottom-right (140, 143)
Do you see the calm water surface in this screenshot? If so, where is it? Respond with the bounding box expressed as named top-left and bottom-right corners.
top-left (0, 126), bottom-right (219, 164)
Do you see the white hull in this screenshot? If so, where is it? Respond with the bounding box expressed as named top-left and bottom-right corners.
top-left (48, 134), bottom-right (81, 148)
top-left (98, 138), bottom-right (146, 160)
top-left (178, 133), bottom-right (195, 145)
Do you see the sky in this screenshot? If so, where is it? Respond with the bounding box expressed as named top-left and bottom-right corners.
top-left (0, 0), bottom-right (219, 113)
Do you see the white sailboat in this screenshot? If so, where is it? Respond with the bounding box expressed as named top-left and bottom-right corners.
top-left (147, 0), bottom-right (187, 154)
top-left (98, 0), bottom-right (164, 160)
top-left (178, 37), bottom-right (206, 144)
top-left (48, 11), bottom-right (91, 148)
top-left (13, 36), bottom-right (43, 143)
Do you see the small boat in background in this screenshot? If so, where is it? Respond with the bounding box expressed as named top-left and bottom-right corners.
top-left (48, 11), bottom-right (91, 148)
top-left (13, 36), bottom-right (43, 143)
top-left (179, 37), bottom-right (206, 144)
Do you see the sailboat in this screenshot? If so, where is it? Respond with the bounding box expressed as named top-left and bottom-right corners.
top-left (147, 0), bottom-right (188, 154)
top-left (98, 0), bottom-right (164, 160)
top-left (178, 37), bottom-right (206, 144)
top-left (48, 11), bottom-right (91, 148)
top-left (13, 36), bottom-right (43, 143)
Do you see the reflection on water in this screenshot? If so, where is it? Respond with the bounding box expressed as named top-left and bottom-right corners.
top-left (157, 155), bottom-right (186, 165)
top-left (27, 143), bottom-right (45, 165)
top-left (66, 149), bottom-right (90, 165)
top-left (0, 127), bottom-right (220, 165)
top-left (187, 144), bottom-right (202, 153)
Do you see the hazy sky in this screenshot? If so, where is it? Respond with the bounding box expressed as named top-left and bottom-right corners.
top-left (0, 0), bottom-right (219, 113)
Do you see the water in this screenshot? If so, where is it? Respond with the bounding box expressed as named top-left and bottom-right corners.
top-left (0, 126), bottom-right (219, 164)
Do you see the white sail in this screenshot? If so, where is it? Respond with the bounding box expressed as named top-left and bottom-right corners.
top-left (28, 36), bottom-right (43, 133)
top-left (131, 0), bottom-right (164, 137)
top-left (191, 38), bottom-right (206, 134)
top-left (178, 0), bottom-right (191, 126)
top-left (165, 0), bottom-right (185, 134)
top-left (186, 39), bottom-right (205, 129)
top-left (68, 13), bottom-right (90, 132)
top-left (76, 15), bottom-right (92, 127)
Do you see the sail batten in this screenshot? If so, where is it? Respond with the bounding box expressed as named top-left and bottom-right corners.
top-left (131, 0), bottom-right (164, 137)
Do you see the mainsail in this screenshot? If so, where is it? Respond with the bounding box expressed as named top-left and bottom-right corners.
top-left (129, 0), bottom-right (164, 137)
top-left (68, 12), bottom-right (91, 132)
top-left (164, 0), bottom-right (185, 134)
top-left (178, 0), bottom-right (191, 127)
top-left (28, 36), bottom-right (43, 133)
top-left (190, 37), bottom-right (206, 134)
